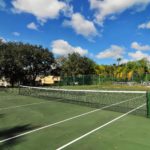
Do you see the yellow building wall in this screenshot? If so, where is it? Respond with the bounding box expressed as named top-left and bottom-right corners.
top-left (0, 79), bottom-right (10, 87)
top-left (36, 76), bottom-right (60, 85)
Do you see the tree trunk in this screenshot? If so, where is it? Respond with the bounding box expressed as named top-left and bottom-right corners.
top-left (11, 80), bottom-right (14, 87)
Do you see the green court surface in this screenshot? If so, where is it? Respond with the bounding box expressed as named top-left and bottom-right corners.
top-left (0, 91), bottom-right (150, 150)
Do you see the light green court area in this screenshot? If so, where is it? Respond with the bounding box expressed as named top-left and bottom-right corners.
top-left (0, 91), bottom-right (150, 150)
top-left (61, 84), bottom-right (150, 91)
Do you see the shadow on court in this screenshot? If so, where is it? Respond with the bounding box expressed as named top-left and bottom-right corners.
top-left (0, 124), bottom-right (37, 150)
top-left (0, 114), bottom-right (5, 118)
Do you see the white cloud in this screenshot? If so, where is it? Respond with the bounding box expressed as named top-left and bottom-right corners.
top-left (89, 0), bottom-right (150, 25)
top-left (12, 0), bottom-right (71, 23)
top-left (63, 4), bottom-right (73, 18)
top-left (120, 58), bottom-right (129, 64)
top-left (12, 32), bottom-right (20, 36)
top-left (27, 22), bottom-right (38, 30)
top-left (96, 45), bottom-right (125, 59)
top-left (51, 39), bottom-right (88, 56)
top-left (138, 21), bottom-right (150, 29)
top-left (0, 37), bottom-right (7, 43)
top-left (131, 42), bottom-right (150, 51)
top-left (128, 51), bottom-right (150, 61)
top-left (0, 0), bottom-right (6, 10)
top-left (63, 13), bottom-right (98, 39)
top-left (109, 15), bottom-right (117, 20)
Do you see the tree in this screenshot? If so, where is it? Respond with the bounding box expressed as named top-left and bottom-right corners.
top-left (20, 43), bottom-right (54, 85)
top-left (51, 56), bottom-right (66, 76)
top-left (0, 42), bottom-right (24, 86)
top-left (61, 53), bottom-right (96, 76)
top-left (0, 42), bottom-right (54, 86)
top-left (80, 57), bottom-right (96, 75)
top-left (117, 58), bottom-right (122, 66)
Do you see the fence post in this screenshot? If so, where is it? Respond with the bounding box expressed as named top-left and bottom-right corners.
top-left (83, 75), bottom-right (85, 85)
top-left (99, 75), bottom-right (100, 84)
top-left (146, 91), bottom-right (150, 118)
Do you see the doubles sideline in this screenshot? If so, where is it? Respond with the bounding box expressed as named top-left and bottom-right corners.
top-left (57, 103), bottom-right (146, 150)
top-left (0, 95), bottom-right (145, 143)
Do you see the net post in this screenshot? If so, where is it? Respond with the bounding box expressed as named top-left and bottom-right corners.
top-left (146, 91), bottom-right (150, 118)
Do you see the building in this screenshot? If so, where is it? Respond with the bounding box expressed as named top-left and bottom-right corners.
top-left (0, 77), bottom-right (10, 87)
top-left (36, 75), bottom-right (60, 85)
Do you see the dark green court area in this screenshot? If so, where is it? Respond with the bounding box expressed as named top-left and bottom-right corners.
top-left (0, 90), bottom-right (150, 150)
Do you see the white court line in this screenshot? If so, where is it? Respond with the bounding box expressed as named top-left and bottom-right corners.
top-left (0, 101), bottom-right (50, 111)
top-left (0, 95), bottom-right (144, 143)
top-left (57, 103), bottom-right (146, 150)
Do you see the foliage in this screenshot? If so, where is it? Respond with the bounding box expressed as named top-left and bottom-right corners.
top-left (20, 43), bottom-right (54, 85)
top-left (95, 58), bottom-right (150, 82)
top-left (61, 53), bottom-right (96, 76)
top-left (117, 57), bottom-right (122, 66)
top-left (0, 42), bottom-right (24, 86)
top-left (0, 42), bottom-right (54, 86)
top-left (0, 40), bottom-right (150, 86)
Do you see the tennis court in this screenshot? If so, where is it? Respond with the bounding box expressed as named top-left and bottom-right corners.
top-left (0, 87), bottom-right (150, 150)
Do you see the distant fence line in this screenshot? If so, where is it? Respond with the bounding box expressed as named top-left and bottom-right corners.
top-left (58, 74), bottom-right (150, 86)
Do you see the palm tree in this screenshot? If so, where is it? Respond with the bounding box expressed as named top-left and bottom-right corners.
top-left (117, 58), bottom-right (122, 66)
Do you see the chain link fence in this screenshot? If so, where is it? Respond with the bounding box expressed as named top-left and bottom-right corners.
top-left (58, 74), bottom-right (150, 86)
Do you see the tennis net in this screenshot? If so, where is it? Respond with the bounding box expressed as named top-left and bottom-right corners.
top-left (19, 86), bottom-right (147, 117)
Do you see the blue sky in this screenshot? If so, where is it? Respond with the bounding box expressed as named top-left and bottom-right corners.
top-left (0, 0), bottom-right (150, 65)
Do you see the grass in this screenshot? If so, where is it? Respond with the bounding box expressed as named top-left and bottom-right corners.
top-left (0, 91), bottom-right (150, 150)
top-left (60, 83), bottom-right (150, 91)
